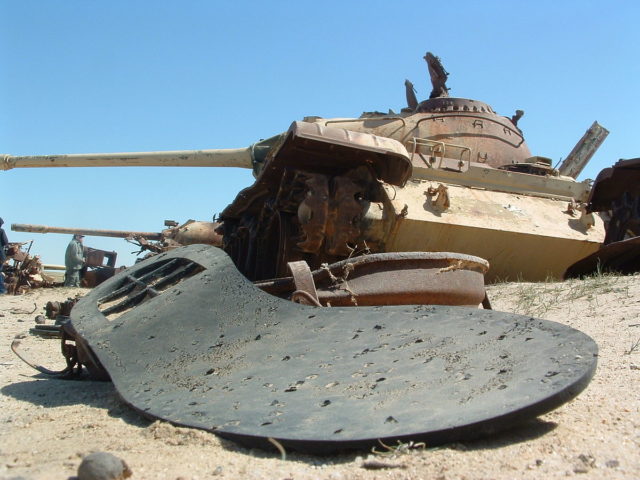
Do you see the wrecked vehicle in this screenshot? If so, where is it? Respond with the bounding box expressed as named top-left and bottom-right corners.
top-left (12, 220), bottom-right (223, 256)
top-left (3, 52), bottom-right (612, 282)
top-left (11, 221), bottom-right (220, 286)
top-left (565, 157), bottom-right (640, 277)
top-left (80, 246), bottom-right (126, 288)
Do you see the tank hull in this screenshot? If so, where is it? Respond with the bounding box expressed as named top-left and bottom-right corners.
top-left (218, 121), bottom-right (605, 282)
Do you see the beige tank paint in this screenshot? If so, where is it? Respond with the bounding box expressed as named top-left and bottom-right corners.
top-left (410, 159), bottom-right (592, 202)
top-left (389, 219), bottom-right (601, 282)
top-left (42, 264), bottom-right (66, 271)
top-left (379, 180), bottom-right (604, 282)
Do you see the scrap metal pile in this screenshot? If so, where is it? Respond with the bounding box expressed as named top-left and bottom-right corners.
top-left (1, 239), bottom-right (125, 293)
top-left (9, 221), bottom-right (220, 288)
top-left (2, 242), bottom-right (58, 294)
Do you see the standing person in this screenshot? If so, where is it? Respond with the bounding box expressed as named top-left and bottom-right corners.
top-left (64, 234), bottom-right (85, 287)
top-left (0, 218), bottom-right (8, 294)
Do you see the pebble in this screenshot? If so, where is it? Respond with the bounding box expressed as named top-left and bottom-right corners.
top-left (77, 451), bottom-right (132, 480)
top-left (34, 315), bottom-right (46, 324)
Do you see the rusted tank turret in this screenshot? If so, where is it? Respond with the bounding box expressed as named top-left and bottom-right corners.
top-left (3, 52), bottom-right (610, 281)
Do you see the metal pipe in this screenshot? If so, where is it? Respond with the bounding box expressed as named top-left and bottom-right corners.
top-left (42, 264), bottom-right (66, 271)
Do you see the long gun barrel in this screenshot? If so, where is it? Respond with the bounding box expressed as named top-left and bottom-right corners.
top-left (12, 224), bottom-right (164, 240)
top-left (2, 148), bottom-right (253, 171)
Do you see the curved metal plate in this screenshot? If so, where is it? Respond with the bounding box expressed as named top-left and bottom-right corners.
top-left (71, 245), bottom-right (597, 454)
top-left (258, 251), bottom-right (488, 307)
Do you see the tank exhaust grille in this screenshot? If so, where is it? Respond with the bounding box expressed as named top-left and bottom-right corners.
top-left (97, 258), bottom-right (204, 320)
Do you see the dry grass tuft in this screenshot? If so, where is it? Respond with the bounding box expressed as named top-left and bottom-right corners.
top-left (494, 271), bottom-right (632, 318)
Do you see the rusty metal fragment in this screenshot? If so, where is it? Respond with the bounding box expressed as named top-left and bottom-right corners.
top-left (13, 320), bottom-right (110, 380)
top-left (424, 51), bottom-right (449, 99)
top-left (2, 242), bottom-right (58, 294)
top-left (81, 247), bottom-right (124, 288)
top-left (258, 252), bottom-right (488, 307)
top-left (425, 184), bottom-right (450, 212)
top-left (46, 297), bottom-right (80, 319)
top-left (287, 260), bottom-right (321, 306)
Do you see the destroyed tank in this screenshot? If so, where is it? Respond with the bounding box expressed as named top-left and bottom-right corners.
top-left (2, 52), bottom-right (610, 282)
top-left (12, 220), bottom-right (223, 254)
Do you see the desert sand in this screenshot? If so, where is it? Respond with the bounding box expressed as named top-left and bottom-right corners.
top-left (1, 274), bottom-right (639, 479)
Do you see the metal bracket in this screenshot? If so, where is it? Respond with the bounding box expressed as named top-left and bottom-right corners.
top-left (288, 260), bottom-right (320, 306)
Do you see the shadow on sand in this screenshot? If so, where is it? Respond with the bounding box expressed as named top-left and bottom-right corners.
top-left (2, 375), bottom-right (152, 428)
top-left (3, 374), bottom-right (558, 462)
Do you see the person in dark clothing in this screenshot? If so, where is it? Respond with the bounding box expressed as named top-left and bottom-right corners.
top-left (64, 234), bottom-right (85, 287)
top-left (0, 218), bottom-right (8, 294)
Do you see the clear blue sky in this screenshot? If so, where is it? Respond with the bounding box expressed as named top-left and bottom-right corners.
top-left (2, 0), bottom-right (639, 267)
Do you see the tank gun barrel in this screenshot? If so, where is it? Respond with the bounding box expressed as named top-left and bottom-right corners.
top-left (2, 148), bottom-right (253, 171)
top-left (11, 223), bottom-right (163, 241)
top-left (558, 121), bottom-right (609, 179)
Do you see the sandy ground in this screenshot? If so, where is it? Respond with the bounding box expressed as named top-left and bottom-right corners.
top-left (1, 275), bottom-right (639, 480)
